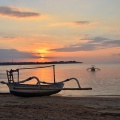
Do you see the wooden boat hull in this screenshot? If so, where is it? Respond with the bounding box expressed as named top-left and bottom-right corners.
top-left (7, 82), bottom-right (64, 97)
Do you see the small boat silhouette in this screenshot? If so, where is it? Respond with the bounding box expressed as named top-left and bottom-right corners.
top-left (87, 65), bottom-right (100, 72)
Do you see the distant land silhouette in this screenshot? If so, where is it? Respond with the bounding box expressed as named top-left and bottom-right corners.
top-left (0, 61), bottom-right (82, 65)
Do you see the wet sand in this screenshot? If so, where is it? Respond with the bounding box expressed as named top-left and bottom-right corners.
top-left (0, 94), bottom-right (120, 120)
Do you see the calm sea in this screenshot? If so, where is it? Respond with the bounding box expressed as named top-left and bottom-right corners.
top-left (0, 63), bottom-right (120, 97)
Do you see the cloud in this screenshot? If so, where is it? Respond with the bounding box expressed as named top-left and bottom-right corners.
top-left (112, 53), bottom-right (120, 56)
top-left (0, 33), bottom-right (16, 39)
top-left (0, 49), bottom-right (39, 59)
top-left (0, 6), bottom-right (40, 18)
top-left (102, 40), bottom-right (120, 47)
top-left (49, 43), bottom-right (98, 52)
top-left (49, 21), bottom-right (95, 27)
top-left (89, 37), bottom-right (120, 47)
top-left (73, 21), bottom-right (91, 25)
top-left (0, 49), bottom-right (58, 62)
top-left (0, 49), bottom-right (63, 62)
top-left (49, 36), bottom-right (120, 52)
top-left (89, 37), bottom-right (110, 42)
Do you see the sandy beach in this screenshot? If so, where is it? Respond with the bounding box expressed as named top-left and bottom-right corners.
top-left (0, 94), bottom-right (120, 120)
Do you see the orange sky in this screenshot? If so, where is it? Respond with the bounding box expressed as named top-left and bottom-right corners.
top-left (0, 0), bottom-right (120, 63)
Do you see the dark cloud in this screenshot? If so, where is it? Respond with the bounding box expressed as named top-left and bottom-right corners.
top-left (49, 37), bottom-right (120, 52)
top-left (74, 21), bottom-right (91, 25)
top-left (0, 49), bottom-right (57, 62)
top-left (0, 49), bottom-right (38, 59)
top-left (0, 6), bottom-right (40, 18)
top-left (49, 44), bottom-right (98, 52)
top-left (89, 37), bottom-right (110, 42)
top-left (103, 40), bottom-right (120, 47)
top-left (112, 53), bottom-right (120, 56)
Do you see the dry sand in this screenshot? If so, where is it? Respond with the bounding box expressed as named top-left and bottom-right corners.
top-left (0, 94), bottom-right (120, 120)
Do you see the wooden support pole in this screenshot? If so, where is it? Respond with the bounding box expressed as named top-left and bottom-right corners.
top-left (53, 65), bottom-right (56, 83)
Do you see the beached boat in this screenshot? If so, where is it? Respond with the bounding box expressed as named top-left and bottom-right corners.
top-left (0, 65), bottom-right (92, 97)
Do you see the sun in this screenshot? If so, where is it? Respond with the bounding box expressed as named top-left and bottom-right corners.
top-left (36, 48), bottom-right (49, 61)
top-left (40, 54), bottom-right (45, 60)
top-left (41, 57), bottom-right (44, 61)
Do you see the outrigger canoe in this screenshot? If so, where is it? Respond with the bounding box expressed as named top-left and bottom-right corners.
top-left (87, 65), bottom-right (100, 72)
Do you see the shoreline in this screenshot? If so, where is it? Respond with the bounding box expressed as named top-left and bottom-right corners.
top-left (0, 94), bottom-right (120, 120)
top-left (0, 92), bottom-right (120, 96)
top-left (0, 61), bottom-right (82, 66)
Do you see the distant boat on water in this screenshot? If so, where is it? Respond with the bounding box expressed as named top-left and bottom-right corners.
top-left (87, 65), bottom-right (100, 72)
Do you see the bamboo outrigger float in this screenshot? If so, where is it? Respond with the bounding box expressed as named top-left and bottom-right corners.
top-left (0, 65), bottom-right (92, 97)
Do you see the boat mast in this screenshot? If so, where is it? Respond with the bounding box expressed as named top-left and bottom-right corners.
top-left (53, 65), bottom-right (56, 83)
top-left (18, 69), bottom-right (19, 83)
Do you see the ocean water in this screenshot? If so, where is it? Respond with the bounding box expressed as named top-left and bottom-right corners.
top-left (0, 63), bottom-right (120, 97)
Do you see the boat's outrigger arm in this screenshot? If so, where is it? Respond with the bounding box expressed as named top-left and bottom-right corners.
top-left (17, 76), bottom-right (81, 88)
top-left (60, 78), bottom-right (81, 88)
top-left (19, 76), bottom-right (41, 86)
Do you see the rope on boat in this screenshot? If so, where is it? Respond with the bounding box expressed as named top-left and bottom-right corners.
top-left (17, 65), bottom-right (54, 70)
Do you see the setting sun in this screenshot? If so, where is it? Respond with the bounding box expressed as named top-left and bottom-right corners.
top-left (35, 48), bottom-right (50, 61)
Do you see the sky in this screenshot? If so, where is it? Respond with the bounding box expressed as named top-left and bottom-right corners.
top-left (0, 0), bottom-right (120, 63)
